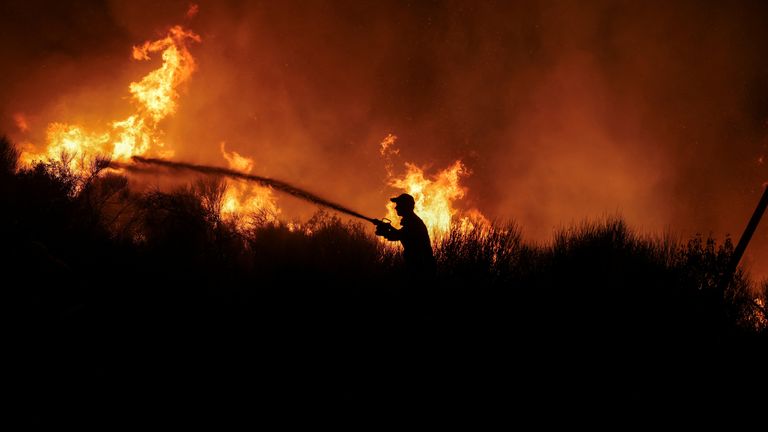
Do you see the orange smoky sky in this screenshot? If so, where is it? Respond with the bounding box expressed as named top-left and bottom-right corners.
top-left (1, 0), bottom-right (767, 278)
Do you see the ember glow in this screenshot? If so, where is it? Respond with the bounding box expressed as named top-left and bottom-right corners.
top-left (19, 25), bottom-right (200, 173)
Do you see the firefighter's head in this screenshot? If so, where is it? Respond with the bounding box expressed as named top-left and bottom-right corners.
top-left (390, 193), bottom-right (415, 217)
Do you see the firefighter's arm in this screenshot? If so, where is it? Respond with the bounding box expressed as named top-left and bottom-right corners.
top-left (372, 219), bottom-right (401, 240)
top-left (381, 225), bottom-right (402, 241)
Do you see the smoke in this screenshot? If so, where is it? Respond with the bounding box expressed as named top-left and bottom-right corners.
top-left (2, 0), bottom-right (767, 275)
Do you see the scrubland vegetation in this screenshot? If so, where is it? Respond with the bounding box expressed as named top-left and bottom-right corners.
top-left (2, 136), bottom-right (765, 419)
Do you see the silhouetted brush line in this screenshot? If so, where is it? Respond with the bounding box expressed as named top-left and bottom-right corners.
top-left (1, 135), bottom-right (765, 372)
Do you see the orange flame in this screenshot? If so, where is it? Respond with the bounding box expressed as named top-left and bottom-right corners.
top-left (379, 133), bottom-right (399, 178)
top-left (219, 142), bottom-right (280, 228)
top-left (18, 22), bottom-right (280, 226)
top-left (220, 141), bottom-right (254, 173)
top-left (381, 135), bottom-right (487, 240)
top-left (21, 25), bottom-right (200, 173)
top-left (130, 26), bottom-right (200, 122)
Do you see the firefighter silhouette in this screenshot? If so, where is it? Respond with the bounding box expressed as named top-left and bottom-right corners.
top-left (375, 193), bottom-right (436, 283)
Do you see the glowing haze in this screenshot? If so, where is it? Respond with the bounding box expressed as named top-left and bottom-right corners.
top-left (1, 1), bottom-right (767, 277)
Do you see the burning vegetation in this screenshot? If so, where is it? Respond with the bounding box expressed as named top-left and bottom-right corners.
top-left (17, 23), bottom-right (483, 239)
top-left (2, 5), bottom-right (768, 416)
top-left (4, 18), bottom-right (765, 337)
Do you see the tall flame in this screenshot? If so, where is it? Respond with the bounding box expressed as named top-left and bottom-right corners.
top-left (130, 26), bottom-right (200, 122)
top-left (18, 23), bottom-right (282, 226)
top-left (381, 135), bottom-right (487, 240)
top-left (20, 25), bottom-right (200, 173)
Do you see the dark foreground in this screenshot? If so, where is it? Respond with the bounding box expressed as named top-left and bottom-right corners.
top-left (9, 274), bottom-right (766, 423)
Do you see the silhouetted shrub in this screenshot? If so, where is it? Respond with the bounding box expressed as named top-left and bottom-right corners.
top-left (0, 135), bottom-right (19, 176)
top-left (3, 135), bottom-right (765, 414)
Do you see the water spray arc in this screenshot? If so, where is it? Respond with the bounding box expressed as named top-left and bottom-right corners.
top-left (124, 156), bottom-right (391, 228)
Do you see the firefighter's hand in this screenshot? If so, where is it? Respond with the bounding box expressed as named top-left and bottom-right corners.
top-left (375, 222), bottom-right (393, 237)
